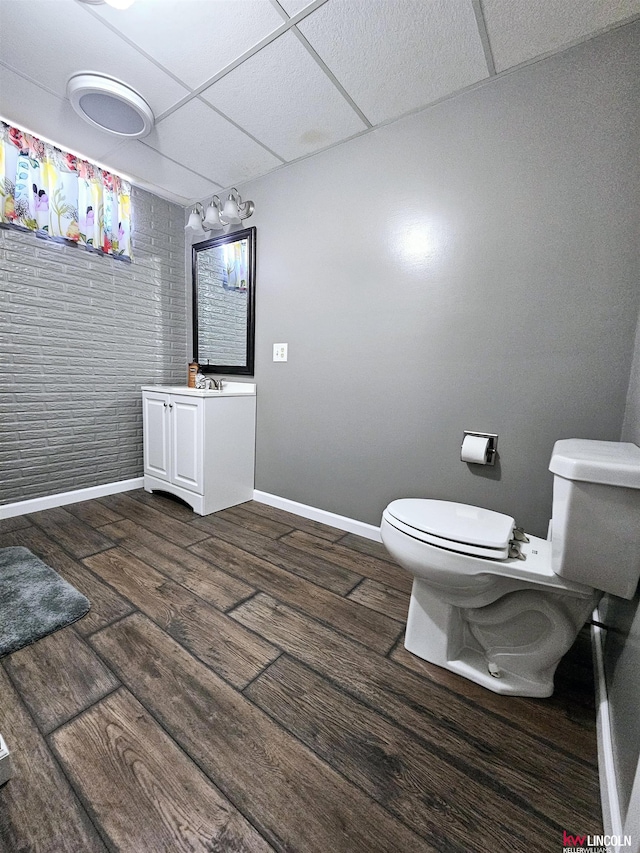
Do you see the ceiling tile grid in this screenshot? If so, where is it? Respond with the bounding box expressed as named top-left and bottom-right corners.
top-left (90, 0), bottom-right (287, 90)
top-left (144, 97), bottom-right (283, 187)
top-left (296, 0), bottom-right (490, 125)
top-left (279, 0), bottom-right (318, 17)
top-left (200, 29), bottom-right (367, 162)
top-left (104, 138), bottom-right (221, 205)
top-left (0, 0), bottom-right (189, 116)
top-left (0, 0), bottom-right (637, 205)
top-left (482, 0), bottom-right (640, 72)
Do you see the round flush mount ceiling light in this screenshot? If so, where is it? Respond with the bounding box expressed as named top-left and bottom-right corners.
top-left (67, 73), bottom-right (154, 138)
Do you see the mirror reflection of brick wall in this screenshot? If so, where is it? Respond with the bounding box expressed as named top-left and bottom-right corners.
top-left (197, 248), bottom-right (247, 366)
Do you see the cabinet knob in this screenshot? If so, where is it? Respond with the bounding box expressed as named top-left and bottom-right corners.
top-left (163, 403), bottom-right (167, 408)
top-left (169, 403), bottom-right (173, 409)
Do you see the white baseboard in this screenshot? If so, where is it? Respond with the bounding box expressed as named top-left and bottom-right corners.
top-left (252, 490), bottom-right (382, 542)
top-left (0, 478), bottom-right (144, 520)
top-left (592, 608), bottom-right (624, 853)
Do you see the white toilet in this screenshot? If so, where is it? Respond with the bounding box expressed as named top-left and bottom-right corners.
top-left (381, 439), bottom-right (640, 697)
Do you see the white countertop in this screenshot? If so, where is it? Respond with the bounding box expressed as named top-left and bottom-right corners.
top-left (141, 383), bottom-right (256, 397)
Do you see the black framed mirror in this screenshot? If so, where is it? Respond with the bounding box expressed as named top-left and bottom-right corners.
top-left (192, 226), bottom-right (256, 375)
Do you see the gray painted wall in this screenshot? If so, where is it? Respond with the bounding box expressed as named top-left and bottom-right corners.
top-left (219, 20), bottom-right (640, 535)
top-left (0, 187), bottom-right (187, 505)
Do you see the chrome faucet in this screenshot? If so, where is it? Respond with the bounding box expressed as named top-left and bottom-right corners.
top-left (210, 377), bottom-right (223, 391)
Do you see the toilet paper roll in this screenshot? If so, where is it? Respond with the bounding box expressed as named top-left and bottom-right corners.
top-left (461, 434), bottom-right (490, 464)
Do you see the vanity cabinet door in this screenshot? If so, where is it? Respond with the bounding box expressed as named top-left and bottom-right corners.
top-left (170, 395), bottom-right (204, 495)
top-left (143, 391), bottom-right (171, 481)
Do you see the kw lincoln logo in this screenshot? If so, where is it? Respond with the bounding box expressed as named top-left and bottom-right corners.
top-left (562, 830), bottom-right (633, 852)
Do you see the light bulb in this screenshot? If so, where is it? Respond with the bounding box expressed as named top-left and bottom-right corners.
top-left (222, 195), bottom-right (241, 224)
top-left (186, 209), bottom-right (205, 235)
top-left (203, 201), bottom-right (223, 230)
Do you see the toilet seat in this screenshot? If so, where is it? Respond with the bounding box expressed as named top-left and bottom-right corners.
top-left (383, 499), bottom-right (516, 560)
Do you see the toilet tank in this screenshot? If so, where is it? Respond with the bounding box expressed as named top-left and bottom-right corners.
top-left (549, 439), bottom-right (640, 599)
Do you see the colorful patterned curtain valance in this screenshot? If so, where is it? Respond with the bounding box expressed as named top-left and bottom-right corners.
top-left (0, 121), bottom-right (132, 259)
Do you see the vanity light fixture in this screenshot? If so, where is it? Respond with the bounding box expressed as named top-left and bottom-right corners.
top-left (186, 189), bottom-right (255, 234)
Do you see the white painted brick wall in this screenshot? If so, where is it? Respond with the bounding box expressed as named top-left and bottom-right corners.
top-left (0, 187), bottom-right (187, 505)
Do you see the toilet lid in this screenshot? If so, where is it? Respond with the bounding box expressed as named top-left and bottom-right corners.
top-left (384, 499), bottom-right (516, 558)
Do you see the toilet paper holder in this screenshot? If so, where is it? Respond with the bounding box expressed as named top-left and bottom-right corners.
top-left (461, 431), bottom-right (498, 466)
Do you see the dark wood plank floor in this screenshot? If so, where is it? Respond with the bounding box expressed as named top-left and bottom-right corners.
top-left (0, 491), bottom-right (602, 853)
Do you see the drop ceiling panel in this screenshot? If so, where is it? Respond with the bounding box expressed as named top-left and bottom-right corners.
top-left (200, 31), bottom-right (367, 161)
top-left (92, 0), bottom-right (286, 90)
top-left (0, 65), bottom-right (121, 164)
top-left (0, 0), bottom-right (188, 117)
top-left (104, 140), bottom-right (220, 204)
top-left (145, 99), bottom-right (282, 187)
top-left (297, 0), bottom-right (490, 125)
top-left (1, 0), bottom-right (635, 207)
top-left (483, 0), bottom-right (640, 72)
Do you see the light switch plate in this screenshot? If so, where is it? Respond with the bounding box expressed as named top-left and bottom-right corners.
top-left (273, 343), bottom-right (288, 362)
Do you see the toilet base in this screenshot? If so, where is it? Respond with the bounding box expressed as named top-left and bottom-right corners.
top-left (405, 578), bottom-right (597, 697)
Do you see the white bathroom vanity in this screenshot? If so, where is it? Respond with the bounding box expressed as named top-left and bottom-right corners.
top-left (141, 383), bottom-right (256, 516)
